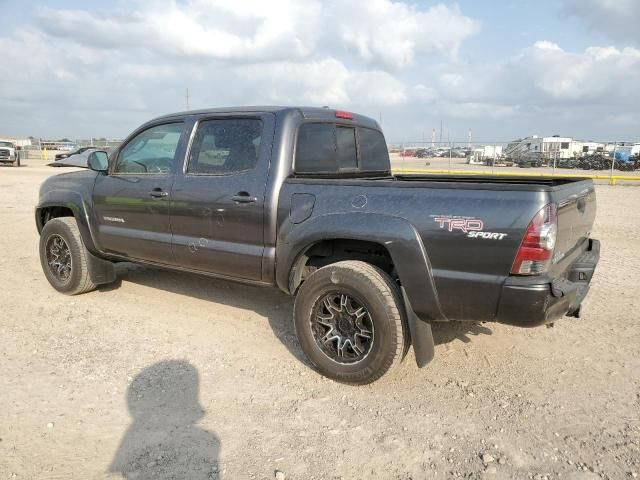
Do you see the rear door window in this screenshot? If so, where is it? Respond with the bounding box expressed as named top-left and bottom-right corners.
top-left (187, 118), bottom-right (262, 175)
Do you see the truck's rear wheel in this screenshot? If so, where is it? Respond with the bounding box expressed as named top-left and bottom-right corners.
top-left (39, 217), bottom-right (97, 295)
top-left (293, 261), bottom-right (408, 385)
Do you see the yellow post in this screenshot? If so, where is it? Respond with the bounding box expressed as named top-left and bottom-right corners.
top-left (610, 177), bottom-right (617, 186)
top-left (43, 147), bottom-right (48, 161)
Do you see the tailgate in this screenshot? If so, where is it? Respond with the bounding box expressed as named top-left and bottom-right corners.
top-left (552, 180), bottom-right (596, 263)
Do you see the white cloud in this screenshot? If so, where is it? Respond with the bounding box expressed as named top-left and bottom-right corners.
top-left (519, 42), bottom-right (640, 103)
top-left (238, 58), bottom-right (351, 105)
top-left (1, 0), bottom-right (478, 138)
top-left (436, 41), bottom-right (640, 107)
top-left (563, 0), bottom-right (640, 44)
top-left (35, 0), bottom-right (477, 68)
top-left (1, 0), bottom-right (639, 142)
top-left (329, 1), bottom-right (480, 69)
top-left (35, 1), bottom-right (323, 61)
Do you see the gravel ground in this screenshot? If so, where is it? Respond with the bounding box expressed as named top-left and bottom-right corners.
top-left (1, 163), bottom-right (639, 480)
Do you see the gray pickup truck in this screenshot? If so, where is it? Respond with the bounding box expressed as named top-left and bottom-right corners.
top-left (36, 107), bottom-right (600, 384)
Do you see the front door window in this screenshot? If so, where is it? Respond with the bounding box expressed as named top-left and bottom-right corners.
top-left (114, 123), bottom-right (183, 175)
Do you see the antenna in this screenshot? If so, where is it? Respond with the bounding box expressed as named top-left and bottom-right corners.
top-left (185, 87), bottom-right (190, 111)
top-left (439, 119), bottom-right (443, 144)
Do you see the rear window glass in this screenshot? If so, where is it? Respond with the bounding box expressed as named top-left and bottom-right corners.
top-left (295, 124), bottom-right (337, 172)
top-left (357, 127), bottom-right (389, 171)
top-left (295, 123), bottom-right (389, 174)
top-left (335, 126), bottom-right (357, 170)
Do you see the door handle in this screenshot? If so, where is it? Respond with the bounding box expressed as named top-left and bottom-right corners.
top-left (231, 193), bottom-right (257, 203)
top-left (149, 188), bottom-right (169, 198)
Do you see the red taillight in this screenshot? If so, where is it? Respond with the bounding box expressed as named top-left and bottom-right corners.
top-left (511, 204), bottom-right (558, 275)
top-left (335, 110), bottom-right (353, 120)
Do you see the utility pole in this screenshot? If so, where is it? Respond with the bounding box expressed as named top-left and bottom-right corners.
top-left (431, 128), bottom-right (436, 148)
top-left (185, 87), bottom-right (190, 111)
top-left (439, 119), bottom-right (443, 145)
top-left (468, 128), bottom-right (472, 148)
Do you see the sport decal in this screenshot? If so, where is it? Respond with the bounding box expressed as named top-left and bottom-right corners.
top-left (432, 215), bottom-right (507, 240)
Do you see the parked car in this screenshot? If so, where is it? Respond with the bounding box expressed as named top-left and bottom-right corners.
top-left (54, 146), bottom-right (94, 162)
top-left (35, 107), bottom-right (600, 384)
top-left (515, 152), bottom-right (545, 168)
top-left (49, 148), bottom-right (110, 168)
top-left (0, 141), bottom-right (20, 167)
top-left (400, 150), bottom-right (417, 157)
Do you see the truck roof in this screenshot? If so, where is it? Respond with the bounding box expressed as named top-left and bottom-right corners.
top-left (151, 106), bottom-right (381, 130)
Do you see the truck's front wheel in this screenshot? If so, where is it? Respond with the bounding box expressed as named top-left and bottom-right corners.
top-left (293, 261), bottom-right (408, 385)
top-left (39, 217), bottom-right (97, 295)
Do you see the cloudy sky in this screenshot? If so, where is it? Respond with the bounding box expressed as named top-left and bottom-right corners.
top-left (0, 0), bottom-right (638, 143)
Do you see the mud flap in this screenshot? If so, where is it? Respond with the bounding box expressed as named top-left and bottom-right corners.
top-left (87, 250), bottom-right (116, 285)
top-left (401, 287), bottom-right (435, 368)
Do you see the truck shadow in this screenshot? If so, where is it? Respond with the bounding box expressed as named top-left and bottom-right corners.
top-left (431, 321), bottom-right (493, 345)
top-left (100, 263), bottom-right (310, 366)
top-left (100, 263), bottom-right (493, 367)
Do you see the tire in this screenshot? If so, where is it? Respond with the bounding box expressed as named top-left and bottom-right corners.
top-left (293, 260), bottom-right (409, 385)
top-left (39, 217), bottom-right (97, 295)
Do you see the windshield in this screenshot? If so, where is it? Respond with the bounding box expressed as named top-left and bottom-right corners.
top-left (0, 141), bottom-right (14, 147)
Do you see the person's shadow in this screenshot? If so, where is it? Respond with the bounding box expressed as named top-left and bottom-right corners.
top-left (109, 360), bottom-right (220, 479)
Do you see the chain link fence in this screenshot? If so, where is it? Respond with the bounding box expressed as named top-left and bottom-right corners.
top-left (15, 138), bottom-right (122, 162)
top-left (388, 140), bottom-right (640, 184)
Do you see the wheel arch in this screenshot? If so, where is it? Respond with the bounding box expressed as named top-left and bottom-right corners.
top-left (276, 212), bottom-right (446, 323)
top-left (36, 190), bottom-right (100, 254)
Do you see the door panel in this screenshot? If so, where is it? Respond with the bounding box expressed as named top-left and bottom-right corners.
top-left (92, 122), bottom-right (186, 263)
top-left (170, 115), bottom-right (274, 280)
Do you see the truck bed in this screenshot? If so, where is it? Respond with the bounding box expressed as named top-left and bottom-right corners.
top-left (280, 174), bottom-right (596, 322)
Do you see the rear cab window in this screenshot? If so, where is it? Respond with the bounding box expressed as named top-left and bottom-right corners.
top-left (295, 122), bottom-right (390, 175)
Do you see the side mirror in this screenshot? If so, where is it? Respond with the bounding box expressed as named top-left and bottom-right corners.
top-left (88, 151), bottom-right (109, 172)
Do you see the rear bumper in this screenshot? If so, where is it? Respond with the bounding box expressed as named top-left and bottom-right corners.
top-left (495, 238), bottom-right (600, 327)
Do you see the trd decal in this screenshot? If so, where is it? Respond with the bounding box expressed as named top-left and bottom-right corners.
top-left (432, 215), bottom-right (507, 240)
top-left (434, 217), bottom-right (483, 233)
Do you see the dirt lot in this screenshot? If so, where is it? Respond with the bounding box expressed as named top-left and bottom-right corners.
top-left (1, 163), bottom-right (639, 480)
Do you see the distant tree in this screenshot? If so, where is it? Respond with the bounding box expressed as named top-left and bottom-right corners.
top-left (58, 138), bottom-right (72, 142)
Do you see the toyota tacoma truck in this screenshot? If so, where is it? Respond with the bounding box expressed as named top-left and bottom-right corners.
top-left (35, 107), bottom-right (600, 384)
